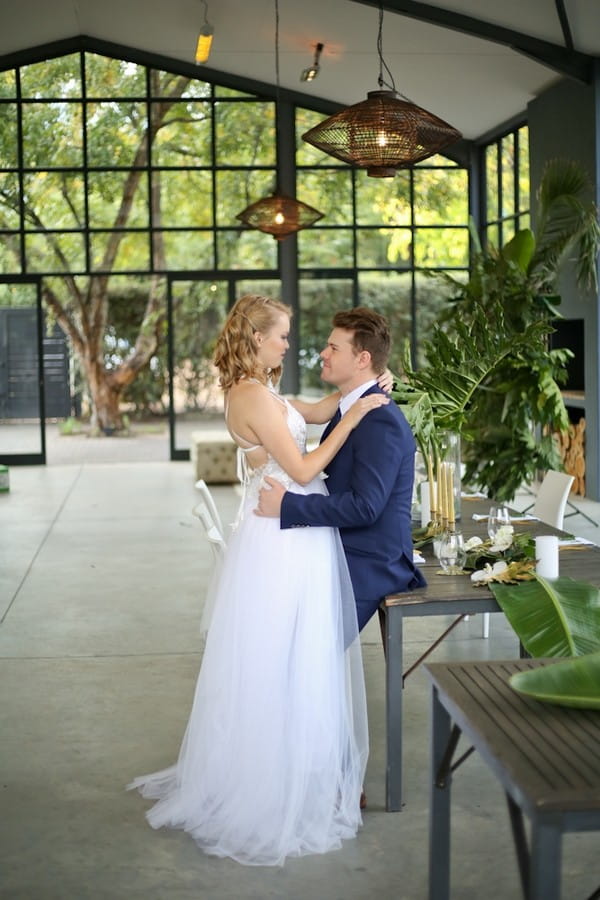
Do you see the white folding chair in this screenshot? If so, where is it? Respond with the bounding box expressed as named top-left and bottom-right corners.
top-left (481, 469), bottom-right (575, 638)
top-left (194, 479), bottom-right (226, 540)
top-left (192, 480), bottom-right (227, 563)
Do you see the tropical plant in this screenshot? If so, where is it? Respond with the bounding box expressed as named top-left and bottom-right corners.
top-left (395, 158), bottom-right (600, 501)
top-left (490, 575), bottom-right (600, 708)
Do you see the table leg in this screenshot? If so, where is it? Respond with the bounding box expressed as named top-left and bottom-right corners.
top-left (429, 685), bottom-right (452, 900)
top-left (385, 605), bottom-right (404, 811)
top-left (529, 818), bottom-right (562, 900)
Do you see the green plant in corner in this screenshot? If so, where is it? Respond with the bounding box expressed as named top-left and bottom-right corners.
top-left (395, 158), bottom-right (600, 502)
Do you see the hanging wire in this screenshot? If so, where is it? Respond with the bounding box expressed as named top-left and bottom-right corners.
top-left (200, 0), bottom-right (210, 28)
top-left (274, 0), bottom-right (281, 102)
top-left (376, 4), bottom-right (396, 92)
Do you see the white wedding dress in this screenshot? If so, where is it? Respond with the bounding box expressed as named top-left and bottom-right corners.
top-left (128, 389), bottom-right (369, 866)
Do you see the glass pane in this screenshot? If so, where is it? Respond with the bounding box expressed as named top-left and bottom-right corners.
top-left (414, 270), bottom-right (467, 367)
top-left (90, 231), bottom-right (149, 271)
top-left (415, 154), bottom-right (458, 167)
top-left (172, 77), bottom-right (212, 100)
top-left (298, 228), bottom-right (353, 267)
top-left (154, 230), bottom-right (214, 270)
top-left (414, 168), bottom-right (468, 225)
top-left (485, 223), bottom-right (500, 250)
top-left (25, 232), bottom-right (85, 272)
top-left (503, 218), bottom-right (515, 243)
top-left (0, 173), bottom-right (20, 228)
top-left (295, 169), bottom-right (351, 224)
top-left (299, 278), bottom-right (353, 393)
top-left (0, 70), bottom-right (16, 99)
top-left (215, 101), bottom-right (275, 166)
top-left (0, 283), bottom-right (43, 456)
top-left (88, 171), bottom-right (148, 228)
top-left (0, 232), bottom-right (21, 273)
top-left (152, 100), bottom-right (212, 166)
top-left (0, 103), bottom-right (18, 167)
top-left (356, 170), bottom-right (410, 226)
top-left (170, 279), bottom-right (230, 451)
top-left (217, 229), bottom-right (277, 269)
top-left (22, 102), bottom-right (83, 167)
top-left (216, 169), bottom-right (275, 227)
top-left (85, 54), bottom-right (146, 97)
top-left (518, 126), bottom-right (530, 215)
top-left (155, 170), bottom-right (213, 227)
top-left (501, 134), bottom-right (515, 217)
top-left (214, 85), bottom-right (257, 99)
top-left (86, 102), bottom-right (146, 167)
top-left (358, 272), bottom-right (412, 374)
top-left (414, 227), bottom-right (469, 267)
top-left (486, 144), bottom-right (499, 222)
top-left (20, 54), bottom-right (81, 99)
top-left (356, 228), bottom-right (411, 268)
top-left (295, 107), bottom-right (340, 167)
top-left (24, 172), bottom-right (84, 229)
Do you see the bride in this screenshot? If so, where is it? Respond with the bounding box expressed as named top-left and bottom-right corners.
top-left (128, 293), bottom-right (389, 866)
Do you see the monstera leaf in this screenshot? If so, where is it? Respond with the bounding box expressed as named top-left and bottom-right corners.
top-left (510, 652), bottom-right (600, 709)
top-left (491, 575), bottom-right (600, 658)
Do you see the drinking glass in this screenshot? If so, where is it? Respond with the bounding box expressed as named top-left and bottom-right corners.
top-left (438, 531), bottom-right (467, 574)
top-left (487, 506), bottom-right (510, 540)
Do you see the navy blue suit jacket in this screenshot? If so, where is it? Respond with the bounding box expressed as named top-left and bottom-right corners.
top-left (281, 385), bottom-right (426, 630)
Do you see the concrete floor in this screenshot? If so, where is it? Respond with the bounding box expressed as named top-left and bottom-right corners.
top-left (1, 439), bottom-right (600, 899)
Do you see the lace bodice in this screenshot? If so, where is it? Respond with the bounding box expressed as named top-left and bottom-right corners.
top-left (237, 395), bottom-right (307, 509)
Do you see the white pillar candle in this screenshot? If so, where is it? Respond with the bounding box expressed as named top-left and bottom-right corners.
top-left (420, 481), bottom-right (431, 527)
top-left (535, 535), bottom-right (559, 579)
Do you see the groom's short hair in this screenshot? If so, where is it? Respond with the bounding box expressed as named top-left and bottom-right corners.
top-left (332, 307), bottom-right (390, 374)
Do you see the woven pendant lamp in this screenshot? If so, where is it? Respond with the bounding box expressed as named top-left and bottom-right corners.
top-left (302, 6), bottom-right (461, 177)
top-left (236, 192), bottom-right (323, 241)
top-left (236, 0), bottom-right (324, 240)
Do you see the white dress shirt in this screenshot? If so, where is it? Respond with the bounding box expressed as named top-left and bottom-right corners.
top-left (339, 379), bottom-right (378, 417)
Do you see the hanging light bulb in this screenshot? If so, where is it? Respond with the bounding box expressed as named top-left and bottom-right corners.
top-left (195, 0), bottom-right (214, 65)
top-left (300, 43), bottom-right (324, 83)
top-left (302, 4), bottom-right (461, 177)
top-left (236, 0), bottom-right (324, 240)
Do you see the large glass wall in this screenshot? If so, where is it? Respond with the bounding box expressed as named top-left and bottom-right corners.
top-left (0, 43), bottom-right (470, 456)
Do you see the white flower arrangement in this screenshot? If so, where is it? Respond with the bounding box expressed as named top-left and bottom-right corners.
top-left (488, 524), bottom-right (514, 553)
top-left (471, 561), bottom-right (508, 584)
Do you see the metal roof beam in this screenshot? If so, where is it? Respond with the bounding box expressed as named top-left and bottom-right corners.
top-left (350, 0), bottom-right (594, 83)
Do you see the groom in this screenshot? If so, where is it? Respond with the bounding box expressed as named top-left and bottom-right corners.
top-left (256, 307), bottom-right (426, 631)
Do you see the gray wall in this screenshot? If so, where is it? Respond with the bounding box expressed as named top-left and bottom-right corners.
top-left (528, 69), bottom-right (600, 499)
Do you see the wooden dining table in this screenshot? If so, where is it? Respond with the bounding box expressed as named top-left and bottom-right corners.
top-left (380, 496), bottom-right (600, 812)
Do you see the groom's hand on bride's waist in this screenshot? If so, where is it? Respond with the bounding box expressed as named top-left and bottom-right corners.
top-left (255, 476), bottom-right (286, 517)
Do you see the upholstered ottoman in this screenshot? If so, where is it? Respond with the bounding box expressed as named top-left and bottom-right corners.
top-left (190, 430), bottom-right (238, 484)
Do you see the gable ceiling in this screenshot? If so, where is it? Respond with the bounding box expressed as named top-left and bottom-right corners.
top-left (1, 0), bottom-right (598, 141)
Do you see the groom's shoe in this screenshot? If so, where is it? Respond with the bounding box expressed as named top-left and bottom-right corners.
top-left (360, 791), bottom-right (367, 810)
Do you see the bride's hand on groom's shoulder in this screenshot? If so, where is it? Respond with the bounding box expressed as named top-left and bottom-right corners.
top-left (345, 393), bottom-right (390, 429)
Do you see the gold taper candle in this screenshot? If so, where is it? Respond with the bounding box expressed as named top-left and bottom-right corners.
top-left (438, 461), bottom-right (446, 520)
top-left (427, 454), bottom-right (436, 515)
top-left (447, 463), bottom-right (455, 524)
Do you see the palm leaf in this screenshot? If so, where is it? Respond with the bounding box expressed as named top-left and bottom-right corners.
top-left (509, 652), bottom-right (600, 708)
top-left (490, 575), bottom-right (600, 658)
top-left (532, 158), bottom-right (600, 291)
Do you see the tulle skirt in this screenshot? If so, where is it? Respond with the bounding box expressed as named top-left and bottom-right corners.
top-left (128, 475), bottom-right (368, 866)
